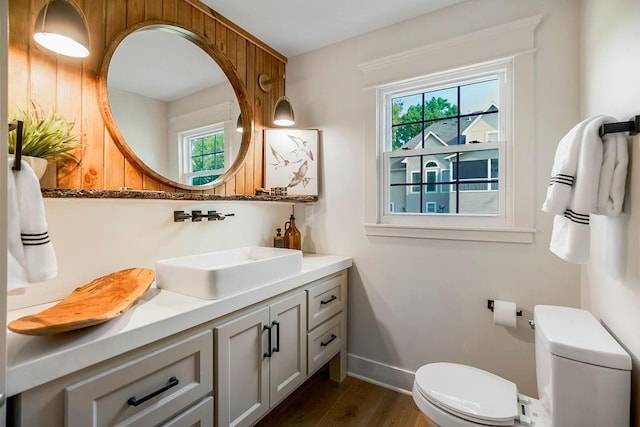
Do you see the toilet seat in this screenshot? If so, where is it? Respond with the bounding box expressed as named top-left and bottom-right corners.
top-left (414, 363), bottom-right (519, 426)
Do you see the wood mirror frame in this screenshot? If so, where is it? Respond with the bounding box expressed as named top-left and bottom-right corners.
top-left (98, 20), bottom-right (253, 191)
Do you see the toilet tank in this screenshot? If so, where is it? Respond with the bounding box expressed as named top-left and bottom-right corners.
top-left (534, 305), bottom-right (631, 427)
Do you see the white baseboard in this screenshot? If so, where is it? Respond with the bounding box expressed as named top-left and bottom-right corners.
top-left (346, 353), bottom-right (416, 395)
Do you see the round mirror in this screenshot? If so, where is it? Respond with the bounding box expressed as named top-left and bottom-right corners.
top-left (100, 22), bottom-right (252, 190)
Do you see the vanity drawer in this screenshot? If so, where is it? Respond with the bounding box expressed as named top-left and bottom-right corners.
top-left (160, 396), bottom-right (214, 427)
top-left (65, 330), bottom-right (213, 427)
top-left (307, 313), bottom-right (345, 374)
top-left (307, 272), bottom-right (346, 330)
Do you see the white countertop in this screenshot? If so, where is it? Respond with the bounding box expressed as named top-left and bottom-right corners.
top-left (6, 253), bottom-right (352, 396)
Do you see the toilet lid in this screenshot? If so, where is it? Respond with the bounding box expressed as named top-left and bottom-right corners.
top-left (415, 363), bottom-right (518, 426)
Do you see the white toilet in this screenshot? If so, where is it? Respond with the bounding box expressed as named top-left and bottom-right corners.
top-left (412, 305), bottom-right (631, 426)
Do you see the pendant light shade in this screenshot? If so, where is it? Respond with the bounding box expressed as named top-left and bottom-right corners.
top-left (34, 0), bottom-right (90, 58)
top-left (273, 96), bottom-right (295, 127)
top-left (236, 114), bottom-right (243, 133)
top-left (258, 73), bottom-right (296, 127)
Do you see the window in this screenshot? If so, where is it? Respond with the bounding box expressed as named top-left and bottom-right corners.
top-left (381, 61), bottom-right (509, 222)
top-left (410, 170), bottom-right (421, 193)
top-left (179, 124), bottom-right (226, 186)
top-left (362, 16), bottom-right (540, 243)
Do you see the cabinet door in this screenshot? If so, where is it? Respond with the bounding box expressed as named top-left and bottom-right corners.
top-left (269, 292), bottom-right (307, 406)
top-left (215, 306), bottom-right (270, 427)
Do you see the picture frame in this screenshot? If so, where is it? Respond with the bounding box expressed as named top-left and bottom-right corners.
top-left (264, 129), bottom-right (319, 196)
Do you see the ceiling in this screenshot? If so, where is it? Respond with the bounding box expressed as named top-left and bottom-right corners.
top-left (106, 0), bottom-right (466, 102)
top-left (200, 0), bottom-right (467, 58)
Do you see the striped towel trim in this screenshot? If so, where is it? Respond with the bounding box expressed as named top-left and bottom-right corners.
top-left (549, 173), bottom-right (574, 187)
top-left (21, 231), bottom-right (51, 246)
top-left (564, 209), bottom-right (589, 225)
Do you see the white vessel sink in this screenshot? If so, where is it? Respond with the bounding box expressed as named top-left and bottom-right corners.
top-left (155, 246), bottom-right (303, 299)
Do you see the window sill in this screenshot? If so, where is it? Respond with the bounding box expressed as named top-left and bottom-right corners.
top-left (363, 223), bottom-right (535, 243)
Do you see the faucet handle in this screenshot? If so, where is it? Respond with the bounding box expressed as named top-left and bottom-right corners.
top-left (173, 210), bottom-right (193, 222)
top-left (191, 210), bottom-right (206, 222)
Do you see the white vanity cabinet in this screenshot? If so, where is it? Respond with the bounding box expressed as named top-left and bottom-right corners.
top-left (306, 272), bottom-right (347, 380)
top-left (9, 330), bottom-right (213, 427)
top-left (215, 270), bottom-right (348, 427)
top-left (6, 257), bottom-right (351, 427)
top-left (215, 291), bottom-right (307, 427)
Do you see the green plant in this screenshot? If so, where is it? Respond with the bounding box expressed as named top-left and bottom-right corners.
top-left (8, 102), bottom-right (80, 162)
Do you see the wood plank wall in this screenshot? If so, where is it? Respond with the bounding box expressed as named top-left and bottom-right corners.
top-left (8, 0), bottom-right (286, 195)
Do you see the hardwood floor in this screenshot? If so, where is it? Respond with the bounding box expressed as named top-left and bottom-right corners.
top-left (256, 371), bottom-right (437, 427)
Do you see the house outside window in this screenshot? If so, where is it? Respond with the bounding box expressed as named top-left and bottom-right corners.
top-left (179, 123), bottom-right (226, 186)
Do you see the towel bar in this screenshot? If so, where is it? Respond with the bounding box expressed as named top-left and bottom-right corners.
top-left (8, 120), bottom-right (23, 171)
top-left (599, 116), bottom-right (640, 137)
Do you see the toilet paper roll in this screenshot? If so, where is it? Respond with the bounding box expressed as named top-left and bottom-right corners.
top-left (493, 300), bottom-right (517, 328)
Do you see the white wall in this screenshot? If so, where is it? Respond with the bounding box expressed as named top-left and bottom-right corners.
top-left (288, 0), bottom-right (581, 395)
top-left (8, 199), bottom-right (293, 310)
top-left (108, 87), bottom-right (169, 174)
top-left (581, 0), bottom-right (640, 422)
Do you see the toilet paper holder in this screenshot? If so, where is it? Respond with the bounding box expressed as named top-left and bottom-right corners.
top-left (487, 299), bottom-right (522, 317)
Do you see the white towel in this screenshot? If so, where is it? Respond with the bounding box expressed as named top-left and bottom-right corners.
top-left (542, 116), bottom-right (628, 264)
top-left (7, 158), bottom-right (57, 289)
top-left (597, 131), bottom-right (628, 215)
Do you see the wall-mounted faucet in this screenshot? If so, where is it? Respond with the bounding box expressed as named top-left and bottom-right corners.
top-left (174, 210), bottom-right (236, 222)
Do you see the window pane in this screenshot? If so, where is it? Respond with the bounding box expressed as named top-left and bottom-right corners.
top-left (392, 123), bottom-right (422, 150)
top-left (203, 136), bottom-right (215, 153)
top-left (460, 79), bottom-right (499, 115)
top-left (192, 174), bottom-right (219, 186)
top-left (424, 87), bottom-right (458, 120)
top-left (424, 118), bottom-right (461, 145)
top-left (423, 185), bottom-right (450, 213)
top-left (214, 153), bottom-right (225, 169)
top-left (191, 138), bottom-right (204, 155)
top-left (389, 185), bottom-right (415, 213)
top-left (392, 94), bottom-right (422, 125)
top-left (214, 134), bottom-right (224, 152)
top-left (387, 148), bottom-right (498, 215)
top-left (462, 112), bottom-right (499, 144)
top-left (458, 187), bottom-right (499, 214)
top-left (192, 156), bottom-right (203, 172)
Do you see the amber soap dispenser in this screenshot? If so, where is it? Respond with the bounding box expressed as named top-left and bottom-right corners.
top-left (283, 214), bottom-right (301, 250)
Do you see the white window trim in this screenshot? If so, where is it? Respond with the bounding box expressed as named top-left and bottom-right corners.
top-left (426, 202), bottom-right (437, 213)
top-left (360, 16), bottom-right (541, 243)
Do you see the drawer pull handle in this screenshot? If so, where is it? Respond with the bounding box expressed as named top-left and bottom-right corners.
top-left (264, 324), bottom-right (273, 358)
top-left (320, 295), bottom-right (337, 305)
top-left (321, 334), bottom-right (337, 347)
top-left (272, 320), bottom-right (280, 353)
top-left (127, 376), bottom-right (179, 407)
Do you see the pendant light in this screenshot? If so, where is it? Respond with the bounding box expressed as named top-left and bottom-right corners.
top-left (273, 96), bottom-right (295, 127)
top-left (33, 0), bottom-right (90, 58)
top-left (258, 73), bottom-right (295, 127)
top-left (236, 114), bottom-right (243, 133)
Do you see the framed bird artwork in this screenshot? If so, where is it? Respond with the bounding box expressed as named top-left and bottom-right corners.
top-left (264, 129), bottom-right (319, 196)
